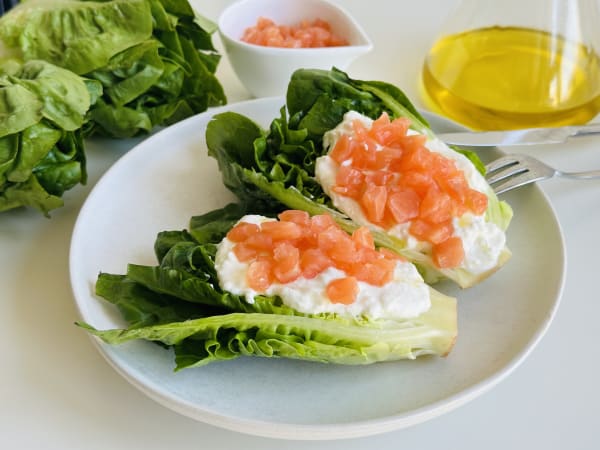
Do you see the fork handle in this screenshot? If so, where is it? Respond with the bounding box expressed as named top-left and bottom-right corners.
top-left (572, 122), bottom-right (600, 139)
top-left (562, 124), bottom-right (600, 179)
top-left (559, 122), bottom-right (600, 180)
top-left (560, 169), bottom-right (600, 180)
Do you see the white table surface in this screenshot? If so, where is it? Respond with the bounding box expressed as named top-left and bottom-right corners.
top-left (2, 1), bottom-right (599, 448)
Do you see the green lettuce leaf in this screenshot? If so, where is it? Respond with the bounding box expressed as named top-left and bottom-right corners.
top-left (0, 0), bottom-right (153, 75)
top-left (95, 273), bottom-right (227, 328)
top-left (0, 59), bottom-right (92, 133)
top-left (206, 68), bottom-right (513, 288)
top-left (0, 83), bottom-right (40, 137)
top-left (285, 68), bottom-right (431, 141)
top-left (80, 290), bottom-right (457, 370)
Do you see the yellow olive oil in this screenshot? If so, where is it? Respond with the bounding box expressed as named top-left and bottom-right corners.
top-left (421, 26), bottom-right (600, 130)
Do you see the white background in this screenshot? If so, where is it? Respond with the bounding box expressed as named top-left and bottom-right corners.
top-left (1, 1), bottom-right (599, 448)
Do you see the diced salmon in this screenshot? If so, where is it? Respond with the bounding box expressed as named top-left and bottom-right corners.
top-left (361, 185), bottom-right (387, 223)
top-left (465, 189), bottom-right (489, 215)
top-left (231, 210), bottom-right (402, 303)
top-left (300, 248), bottom-right (332, 279)
top-left (233, 242), bottom-right (258, 262)
top-left (326, 112), bottom-right (489, 269)
top-left (354, 258), bottom-right (395, 286)
top-left (241, 17), bottom-right (349, 48)
top-left (319, 227), bottom-right (358, 265)
top-left (352, 226), bottom-right (375, 250)
top-left (420, 186), bottom-right (453, 224)
top-left (387, 189), bottom-right (420, 223)
top-left (354, 246), bottom-right (379, 264)
top-left (278, 209), bottom-right (310, 227)
top-left (246, 259), bottom-right (273, 291)
top-left (351, 119), bottom-right (369, 141)
top-left (260, 220), bottom-right (303, 241)
top-left (272, 242), bottom-right (301, 283)
top-left (427, 220), bottom-right (454, 245)
top-left (330, 134), bottom-right (353, 163)
top-left (326, 277), bottom-right (359, 304)
top-left (369, 114), bottom-right (410, 147)
top-left (374, 147), bottom-right (403, 169)
top-left (335, 165), bottom-right (365, 197)
top-left (394, 143), bottom-right (430, 172)
top-left (350, 140), bottom-right (378, 170)
top-left (244, 232), bottom-right (273, 251)
top-left (409, 219), bottom-right (453, 245)
top-left (432, 236), bottom-right (465, 268)
top-left (429, 152), bottom-right (457, 177)
top-left (226, 222), bottom-right (260, 242)
top-left (397, 171), bottom-right (434, 196)
top-left (437, 173), bottom-right (468, 203)
top-left (310, 213), bottom-right (336, 232)
top-left (365, 170), bottom-right (393, 187)
top-left (401, 134), bottom-right (428, 152)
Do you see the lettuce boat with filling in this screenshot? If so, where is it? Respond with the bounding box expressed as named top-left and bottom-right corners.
top-left (205, 68), bottom-right (512, 288)
top-left (78, 205), bottom-right (457, 370)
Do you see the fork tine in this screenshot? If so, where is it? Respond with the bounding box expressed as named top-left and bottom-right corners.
top-left (485, 154), bottom-right (522, 173)
top-left (486, 164), bottom-right (528, 185)
top-left (485, 154), bottom-right (529, 186)
top-left (485, 154), bottom-right (538, 194)
top-left (488, 171), bottom-right (546, 194)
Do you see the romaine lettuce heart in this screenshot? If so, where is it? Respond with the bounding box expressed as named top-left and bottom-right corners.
top-left (78, 204), bottom-right (458, 370)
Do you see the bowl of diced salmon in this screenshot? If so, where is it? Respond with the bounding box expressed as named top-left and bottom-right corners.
top-left (218, 0), bottom-right (373, 97)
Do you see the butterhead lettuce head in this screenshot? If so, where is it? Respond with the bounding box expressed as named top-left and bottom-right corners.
top-left (0, 59), bottom-right (97, 214)
top-left (0, 0), bottom-right (227, 138)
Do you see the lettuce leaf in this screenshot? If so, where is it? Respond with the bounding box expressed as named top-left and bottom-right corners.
top-left (0, 0), bottom-right (153, 75)
top-left (78, 204), bottom-right (458, 370)
top-left (206, 68), bottom-right (513, 288)
top-left (80, 290), bottom-right (457, 370)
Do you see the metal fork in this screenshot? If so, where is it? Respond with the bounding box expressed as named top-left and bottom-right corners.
top-left (485, 154), bottom-right (600, 194)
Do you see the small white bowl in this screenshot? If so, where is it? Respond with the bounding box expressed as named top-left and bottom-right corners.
top-left (218, 0), bottom-right (373, 98)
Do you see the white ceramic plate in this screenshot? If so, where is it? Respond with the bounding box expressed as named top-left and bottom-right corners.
top-left (70, 97), bottom-right (565, 440)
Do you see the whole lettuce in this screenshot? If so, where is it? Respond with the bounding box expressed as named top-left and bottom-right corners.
top-left (0, 0), bottom-right (226, 138)
top-left (0, 59), bottom-right (98, 214)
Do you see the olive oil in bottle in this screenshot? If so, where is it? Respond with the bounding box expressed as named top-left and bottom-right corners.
top-left (421, 26), bottom-right (600, 130)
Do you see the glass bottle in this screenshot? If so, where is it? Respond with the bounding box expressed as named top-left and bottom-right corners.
top-left (420, 0), bottom-right (600, 130)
